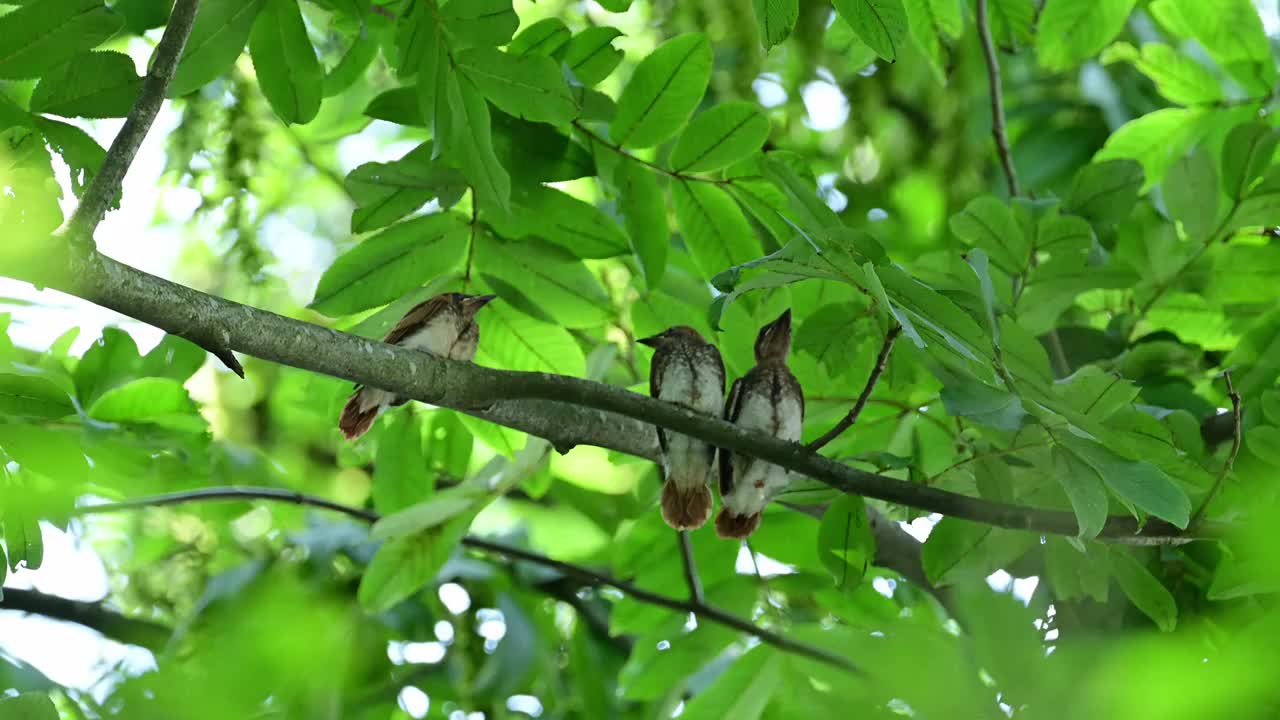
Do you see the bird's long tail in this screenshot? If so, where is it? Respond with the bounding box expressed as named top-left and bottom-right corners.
top-left (660, 481), bottom-right (713, 530)
top-left (339, 387), bottom-right (395, 440)
top-left (714, 509), bottom-right (761, 539)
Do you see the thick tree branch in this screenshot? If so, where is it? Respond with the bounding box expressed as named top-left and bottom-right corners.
top-left (808, 325), bottom-right (901, 451)
top-left (37, 255), bottom-right (1215, 545)
top-left (64, 0), bottom-right (200, 249)
top-left (73, 487), bottom-right (859, 673)
top-left (0, 588), bottom-right (170, 651)
top-left (1191, 372), bottom-right (1242, 526)
top-left (975, 0), bottom-right (1021, 197)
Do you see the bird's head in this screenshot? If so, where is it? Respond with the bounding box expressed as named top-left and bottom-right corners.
top-left (637, 325), bottom-right (704, 349)
top-left (452, 293), bottom-right (497, 318)
top-left (753, 309), bottom-right (792, 363)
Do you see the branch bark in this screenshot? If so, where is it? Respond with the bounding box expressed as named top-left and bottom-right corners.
top-left (975, 0), bottom-right (1021, 197)
top-left (0, 588), bottom-right (170, 651)
top-left (12, 254), bottom-right (1206, 545)
top-left (808, 325), bottom-right (901, 451)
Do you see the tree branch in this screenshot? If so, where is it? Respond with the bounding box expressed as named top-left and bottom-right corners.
top-left (808, 325), bottom-right (901, 451)
top-left (72, 487), bottom-right (859, 673)
top-left (64, 0), bottom-right (201, 249)
top-left (1191, 372), bottom-right (1242, 526)
top-left (975, 0), bottom-right (1021, 197)
top-left (677, 530), bottom-right (705, 605)
top-left (35, 254), bottom-right (1215, 545)
top-left (0, 588), bottom-right (170, 651)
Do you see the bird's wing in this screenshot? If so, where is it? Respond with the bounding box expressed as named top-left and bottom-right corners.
top-left (705, 344), bottom-right (727, 468)
top-left (784, 367), bottom-right (804, 420)
top-left (650, 345), bottom-right (670, 456)
top-left (385, 296), bottom-right (451, 345)
top-left (719, 375), bottom-right (744, 497)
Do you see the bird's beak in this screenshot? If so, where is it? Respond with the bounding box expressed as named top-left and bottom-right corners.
top-left (636, 333), bottom-right (662, 348)
top-left (465, 294), bottom-right (498, 310)
top-left (768, 309), bottom-right (791, 333)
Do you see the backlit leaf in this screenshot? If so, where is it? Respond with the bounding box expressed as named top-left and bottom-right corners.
top-left (610, 33), bottom-right (712, 149)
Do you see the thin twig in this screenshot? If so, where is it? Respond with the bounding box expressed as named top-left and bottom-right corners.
top-left (1191, 372), bottom-right (1242, 526)
top-left (73, 486), bottom-right (861, 674)
top-left (809, 325), bottom-right (902, 451)
top-left (975, 0), bottom-right (1021, 197)
top-left (64, 0), bottom-right (202, 248)
top-left (677, 530), bottom-right (705, 605)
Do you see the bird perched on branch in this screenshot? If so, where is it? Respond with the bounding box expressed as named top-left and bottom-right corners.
top-left (717, 309), bottom-right (804, 539)
top-left (339, 292), bottom-right (496, 440)
top-left (638, 326), bottom-right (725, 530)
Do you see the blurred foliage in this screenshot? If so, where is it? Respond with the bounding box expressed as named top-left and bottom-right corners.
top-left (3, 0), bottom-right (1280, 717)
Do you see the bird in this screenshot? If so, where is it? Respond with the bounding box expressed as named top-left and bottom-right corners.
top-left (338, 292), bottom-right (496, 440)
top-left (638, 326), bottom-right (725, 530)
top-left (716, 309), bottom-right (804, 539)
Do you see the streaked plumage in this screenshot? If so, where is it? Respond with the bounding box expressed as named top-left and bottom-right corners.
top-left (339, 292), bottom-right (496, 440)
top-left (716, 309), bottom-right (804, 539)
top-left (639, 326), bottom-right (725, 530)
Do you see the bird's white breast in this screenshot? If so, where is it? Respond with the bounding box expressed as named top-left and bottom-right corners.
top-left (657, 353), bottom-right (723, 488)
top-left (723, 378), bottom-right (802, 516)
top-left (400, 314), bottom-right (460, 356)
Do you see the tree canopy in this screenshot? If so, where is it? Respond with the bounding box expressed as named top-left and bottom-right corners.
top-left (2, 0), bottom-right (1280, 717)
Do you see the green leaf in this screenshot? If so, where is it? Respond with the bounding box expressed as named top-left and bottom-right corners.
top-left (987, 0), bottom-right (1034, 47)
top-left (610, 33), bottom-right (712, 149)
top-left (1036, 0), bottom-right (1138, 72)
top-left (1162, 149), bottom-right (1220, 241)
top-left (1149, 0), bottom-right (1273, 94)
top-left (1094, 107), bottom-right (1212, 189)
top-left (948, 196), bottom-right (1028, 275)
top-left (446, 72), bottom-right (511, 213)
top-left (249, 0), bottom-right (323, 125)
top-left (1225, 165), bottom-right (1280, 232)
top-left (1109, 547), bottom-right (1177, 631)
top-left (472, 234), bottom-right (611, 328)
top-left (1055, 366), bottom-right (1139, 421)
top-left (614, 158), bottom-right (669, 290)
top-left (456, 47), bottom-right (577, 125)
top-left (366, 86), bottom-right (422, 125)
top-left (671, 179), bottom-right (764, 281)
top-left (139, 335), bottom-right (207, 383)
top-left (794, 301), bottom-right (870, 377)
top-left (508, 17), bottom-right (571, 57)
top-left (394, 0), bottom-right (434, 75)
top-left (921, 517), bottom-right (1035, 586)
top-left (28, 51), bottom-right (141, 118)
top-left (440, 0), bottom-right (517, 47)
top-left (1058, 435), bottom-right (1190, 528)
top-left (310, 212), bottom-right (469, 316)
top-left (562, 27), bottom-right (624, 87)
top-left (0, 374), bottom-right (75, 419)
top-left (345, 142), bottom-right (466, 233)
top-left (35, 117), bottom-right (106, 198)
top-left (474, 301), bottom-right (588, 376)
top-left (1220, 122), bottom-right (1279, 201)
top-left (1113, 42), bottom-right (1223, 106)
top-left (679, 647), bottom-right (782, 720)
top-left (831, 0), bottom-right (909, 63)
top-left (88, 377), bottom-right (203, 430)
top-left (372, 411), bottom-right (432, 516)
top-left (74, 327), bottom-right (142, 407)
top-left (357, 516), bottom-right (470, 612)
top-left (817, 495), bottom-right (875, 589)
top-left (0, 425), bottom-right (87, 484)
top-left (670, 101), bottom-right (770, 174)
top-left (903, 0), bottom-right (963, 82)
top-left (0, 0), bottom-right (123, 80)
top-left (1065, 159), bottom-right (1143, 226)
top-left (0, 692), bottom-right (59, 719)
top-left (1205, 245), bottom-right (1280, 304)
top-left (170, 0), bottom-right (267, 97)
top-left (1051, 445), bottom-right (1108, 540)
top-left (1246, 425), bottom-right (1280, 468)
top-left (487, 184), bottom-right (628, 259)
top-left (371, 485), bottom-right (480, 540)
top-left (323, 29), bottom-right (379, 97)
top-left (752, 0), bottom-right (799, 50)
top-left (939, 377), bottom-right (1026, 430)
top-left (759, 154), bottom-right (842, 231)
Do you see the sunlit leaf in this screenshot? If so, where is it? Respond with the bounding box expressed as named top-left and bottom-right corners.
top-left (610, 33), bottom-right (712, 149)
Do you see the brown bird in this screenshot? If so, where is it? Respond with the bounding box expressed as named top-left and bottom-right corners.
top-left (638, 326), bottom-right (725, 530)
top-left (338, 292), bottom-right (496, 440)
top-left (716, 309), bottom-right (804, 539)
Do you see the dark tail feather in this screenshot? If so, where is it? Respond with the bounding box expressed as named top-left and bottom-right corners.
top-left (714, 509), bottom-right (761, 539)
top-left (339, 389), bottom-right (381, 440)
top-left (660, 481), bottom-right (713, 530)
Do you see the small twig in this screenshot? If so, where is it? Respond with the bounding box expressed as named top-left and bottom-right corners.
top-left (464, 188), bottom-right (478, 289)
top-left (73, 486), bottom-right (861, 674)
top-left (64, 0), bottom-right (201, 248)
top-left (677, 530), bottom-right (705, 605)
top-left (1191, 372), bottom-right (1242, 526)
top-left (809, 325), bottom-right (902, 451)
top-left (975, 0), bottom-right (1021, 197)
